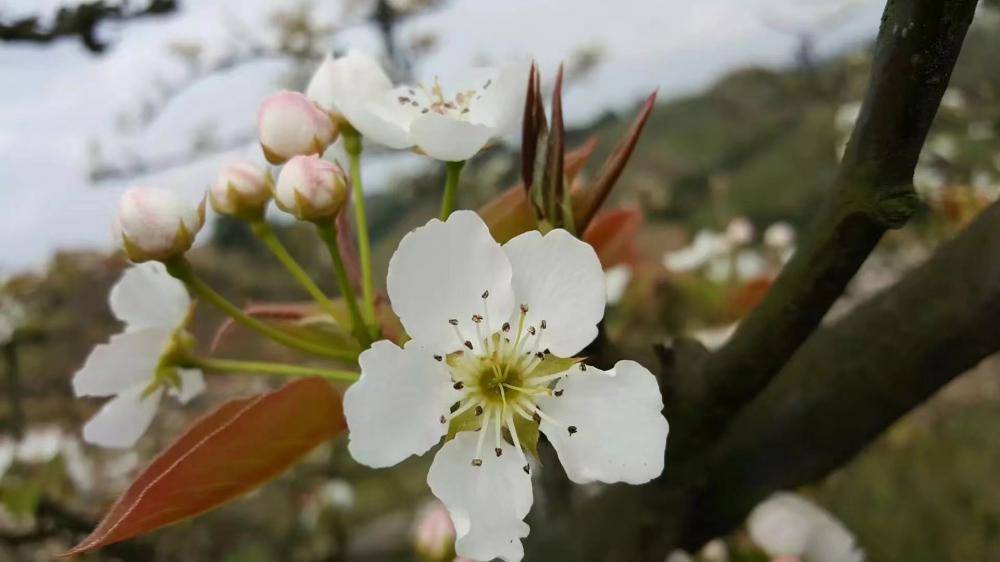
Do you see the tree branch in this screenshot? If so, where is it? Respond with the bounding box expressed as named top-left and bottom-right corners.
top-left (664, 0), bottom-right (981, 458)
top-left (0, 1), bottom-right (178, 53)
top-left (680, 196), bottom-right (1000, 548)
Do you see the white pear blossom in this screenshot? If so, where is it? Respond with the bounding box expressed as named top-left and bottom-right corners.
top-left (258, 90), bottom-right (338, 165)
top-left (115, 186), bottom-right (205, 263)
top-left (73, 263), bottom-right (205, 449)
top-left (748, 493), bottom-right (865, 562)
top-left (273, 154), bottom-right (350, 221)
top-left (343, 211), bottom-right (669, 561)
top-left (209, 161), bottom-right (273, 218)
top-left (307, 50), bottom-right (528, 162)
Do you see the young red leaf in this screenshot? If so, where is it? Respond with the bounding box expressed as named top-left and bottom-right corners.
top-left (63, 378), bottom-right (346, 557)
top-left (575, 90), bottom-right (657, 231)
top-left (582, 206), bottom-right (644, 269)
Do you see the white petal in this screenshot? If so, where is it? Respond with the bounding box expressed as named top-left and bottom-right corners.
top-left (326, 50), bottom-right (412, 149)
top-left (468, 60), bottom-right (531, 135)
top-left (748, 493), bottom-right (864, 562)
top-left (427, 431), bottom-right (533, 562)
top-left (82, 384), bottom-right (163, 449)
top-left (503, 229), bottom-right (606, 357)
top-left (72, 327), bottom-right (171, 397)
top-left (169, 368), bottom-right (205, 405)
top-left (0, 441), bottom-right (13, 481)
top-left (536, 360), bottom-right (668, 485)
top-left (387, 211), bottom-right (514, 353)
top-left (409, 113), bottom-right (494, 162)
top-left (109, 263), bottom-right (190, 331)
top-left (343, 340), bottom-right (462, 468)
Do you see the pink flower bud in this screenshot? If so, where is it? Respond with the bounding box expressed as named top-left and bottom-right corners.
top-left (274, 155), bottom-right (349, 221)
top-left (209, 161), bottom-right (273, 218)
top-left (257, 91), bottom-right (337, 165)
top-left (412, 502), bottom-right (456, 562)
top-left (115, 187), bottom-right (205, 262)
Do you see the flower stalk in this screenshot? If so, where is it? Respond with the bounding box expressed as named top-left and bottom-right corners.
top-left (342, 126), bottom-right (378, 334)
top-left (439, 160), bottom-right (466, 220)
top-left (250, 220), bottom-right (343, 322)
top-left (316, 222), bottom-right (373, 348)
top-left (188, 356), bottom-right (359, 383)
top-left (164, 257), bottom-right (359, 362)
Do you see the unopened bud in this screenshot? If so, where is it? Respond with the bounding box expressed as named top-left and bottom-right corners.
top-left (115, 187), bottom-right (205, 262)
top-left (764, 221), bottom-right (796, 249)
top-left (413, 502), bottom-right (456, 562)
top-left (274, 155), bottom-right (349, 221)
top-left (725, 216), bottom-right (755, 246)
top-left (257, 91), bottom-right (337, 165)
top-left (209, 161), bottom-right (273, 218)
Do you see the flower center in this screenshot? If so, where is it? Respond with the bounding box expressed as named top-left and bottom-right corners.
top-left (395, 77), bottom-right (493, 119)
top-left (436, 293), bottom-right (580, 474)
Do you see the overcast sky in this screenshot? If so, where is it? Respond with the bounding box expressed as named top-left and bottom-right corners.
top-left (0, 0), bottom-right (883, 273)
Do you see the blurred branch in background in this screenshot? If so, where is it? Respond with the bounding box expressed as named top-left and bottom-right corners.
top-left (87, 0), bottom-right (447, 184)
top-left (0, 0), bottom-right (178, 54)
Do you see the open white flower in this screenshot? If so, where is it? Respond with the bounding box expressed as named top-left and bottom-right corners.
top-left (307, 50), bottom-right (528, 162)
top-left (748, 493), bottom-right (865, 562)
top-left (73, 263), bottom-right (204, 449)
top-left (343, 211), bottom-right (669, 561)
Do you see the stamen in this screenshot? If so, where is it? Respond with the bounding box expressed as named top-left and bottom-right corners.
top-left (502, 322), bottom-right (511, 332)
top-left (433, 354), bottom-right (443, 361)
top-left (504, 412), bottom-right (530, 474)
top-left (446, 397), bottom-right (481, 422)
top-left (473, 407), bottom-right (493, 467)
top-left (568, 426), bottom-right (578, 436)
top-left (554, 389), bottom-right (564, 397)
top-left (520, 400), bottom-right (568, 430)
top-left (453, 381), bottom-right (465, 390)
top-left (511, 402), bottom-right (535, 423)
top-left (475, 405), bottom-right (484, 416)
top-left (540, 319), bottom-right (547, 330)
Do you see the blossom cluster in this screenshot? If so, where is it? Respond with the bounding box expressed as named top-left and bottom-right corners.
top-left (72, 49), bottom-right (669, 562)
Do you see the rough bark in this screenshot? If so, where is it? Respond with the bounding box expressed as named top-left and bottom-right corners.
top-left (680, 197), bottom-right (1000, 548)
top-left (665, 0), bottom-right (981, 459)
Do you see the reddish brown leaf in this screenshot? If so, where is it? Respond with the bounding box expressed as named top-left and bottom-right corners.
top-left (521, 62), bottom-right (543, 191)
top-left (63, 378), bottom-right (345, 557)
top-left (480, 139), bottom-right (600, 244)
top-left (576, 90), bottom-right (658, 231)
top-left (544, 64), bottom-right (567, 224)
top-left (582, 206), bottom-right (644, 269)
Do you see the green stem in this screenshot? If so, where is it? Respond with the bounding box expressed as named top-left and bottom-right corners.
top-left (316, 223), bottom-right (373, 348)
top-left (189, 356), bottom-right (359, 383)
top-left (164, 258), bottom-right (359, 362)
top-left (250, 220), bottom-right (341, 321)
top-left (439, 160), bottom-right (466, 220)
top-left (342, 129), bottom-right (377, 333)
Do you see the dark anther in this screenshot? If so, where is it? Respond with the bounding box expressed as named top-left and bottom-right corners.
top-left (482, 290), bottom-right (490, 299)
top-left (540, 319), bottom-right (547, 330)
top-left (475, 406), bottom-right (484, 416)
top-left (532, 412), bottom-right (541, 423)
top-left (528, 326), bottom-right (536, 335)
top-left (472, 314), bottom-right (483, 323)
top-left (421, 108), bottom-right (429, 114)
top-left (544, 349), bottom-right (551, 355)
top-left (520, 304), bottom-right (529, 314)
top-left (502, 322), bottom-right (511, 332)
top-left (568, 426), bottom-right (578, 435)
top-left (484, 79), bottom-right (492, 89)
top-left (472, 459), bottom-right (483, 467)
top-left (535, 352), bottom-right (544, 359)
top-left (579, 363), bottom-right (586, 371)
top-left (454, 381), bottom-right (465, 390)
top-left (495, 448), bottom-right (503, 457)
top-left (554, 389), bottom-right (564, 397)
top-left (440, 415), bottom-right (447, 424)
top-left (434, 354), bottom-right (443, 361)
top-left (398, 96), bottom-right (410, 104)
top-left (522, 464), bottom-right (530, 474)
top-left (449, 318), bottom-right (459, 326)
top-left (464, 340), bottom-right (474, 350)
top-left (450, 402), bottom-right (461, 413)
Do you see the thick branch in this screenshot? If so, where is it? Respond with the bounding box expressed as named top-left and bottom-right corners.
top-left (681, 197), bottom-right (1000, 548)
top-left (665, 0), bottom-right (980, 457)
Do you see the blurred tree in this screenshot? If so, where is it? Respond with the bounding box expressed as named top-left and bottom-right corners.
top-left (0, 0), bottom-right (178, 53)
